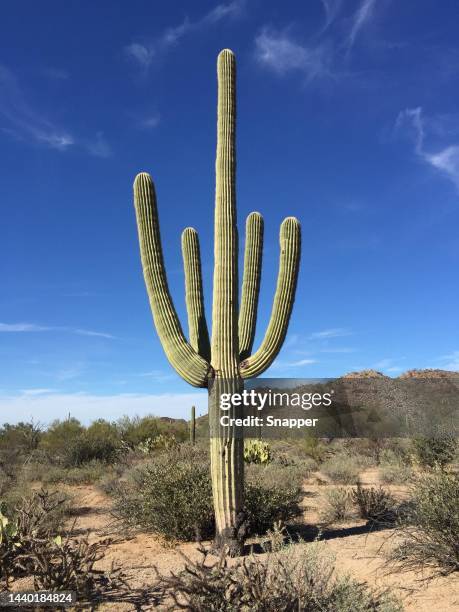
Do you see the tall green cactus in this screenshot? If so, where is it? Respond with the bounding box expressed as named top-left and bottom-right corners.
top-left (190, 405), bottom-right (196, 445)
top-left (133, 49), bottom-right (301, 554)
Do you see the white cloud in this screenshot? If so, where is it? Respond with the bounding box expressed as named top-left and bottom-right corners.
top-left (21, 388), bottom-right (58, 396)
top-left (320, 0), bottom-right (343, 30)
top-left (0, 322), bottom-right (51, 332)
top-left (271, 358), bottom-right (317, 370)
top-left (0, 65), bottom-right (74, 151)
top-left (0, 391), bottom-right (208, 425)
top-left (0, 322), bottom-right (114, 339)
top-left (125, 43), bottom-right (155, 68)
top-left (309, 328), bottom-right (352, 340)
top-left (74, 329), bottom-right (115, 339)
top-left (254, 27), bottom-right (332, 80)
top-left (125, 1), bottom-right (245, 71)
top-left (0, 65), bottom-right (108, 156)
top-left (86, 132), bottom-right (112, 158)
top-left (137, 370), bottom-right (175, 382)
top-left (346, 0), bottom-right (377, 53)
top-left (438, 351), bottom-right (459, 371)
top-left (139, 114), bottom-right (161, 129)
top-left (424, 146), bottom-right (459, 189)
top-left (396, 107), bottom-right (459, 191)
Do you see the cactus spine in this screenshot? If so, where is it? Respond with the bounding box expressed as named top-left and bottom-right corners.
top-left (190, 405), bottom-right (196, 445)
top-left (133, 49), bottom-right (301, 553)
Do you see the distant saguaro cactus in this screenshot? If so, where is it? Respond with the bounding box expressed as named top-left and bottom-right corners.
top-left (133, 49), bottom-right (301, 554)
top-left (190, 405), bottom-right (196, 445)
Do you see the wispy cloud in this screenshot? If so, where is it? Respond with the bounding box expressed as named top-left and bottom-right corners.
top-left (0, 65), bottom-right (110, 155)
top-left (0, 322), bottom-right (51, 332)
top-left (438, 351), bottom-right (459, 371)
top-left (395, 107), bottom-right (459, 190)
top-left (86, 132), bottom-right (112, 158)
top-left (320, 0), bottom-right (343, 30)
top-left (345, 0), bottom-right (377, 53)
top-left (21, 388), bottom-right (58, 396)
top-left (74, 329), bottom-right (115, 339)
top-left (271, 358), bottom-right (317, 370)
top-left (125, 43), bottom-right (155, 69)
top-left (254, 27), bottom-right (332, 80)
top-left (0, 65), bottom-right (74, 150)
top-left (309, 328), bottom-right (352, 340)
top-left (136, 370), bottom-right (175, 382)
top-left (139, 113), bottom-right (161, 130)
top-left (0, 322), bottom-right (115, 339)
top-left (125, 0), bottom-right (246, 71)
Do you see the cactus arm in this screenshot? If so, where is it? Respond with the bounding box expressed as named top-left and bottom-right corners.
top-left (240, 216), bottom-right (301, 379)
top-left (133, 172), bottom-right (210, 388)
top-left (238, 212), bottom-right (264, 361)
top-left (211, 49), bottom-right (239, 379)
top-left (181, 227), bottom-right (211, 362)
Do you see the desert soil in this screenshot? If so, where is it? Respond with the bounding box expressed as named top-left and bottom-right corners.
top-left (10, 468), bottom-right (459, 611)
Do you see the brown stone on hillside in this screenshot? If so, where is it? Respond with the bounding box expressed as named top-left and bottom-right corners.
top-left (398, 368), bottom-right (458, 379)
top-left (341, 369), bottom-right (388, 379)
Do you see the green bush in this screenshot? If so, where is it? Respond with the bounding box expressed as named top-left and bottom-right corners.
top-left (112, 448), bottom-right (214, 541)
top-left (321, 455), bottom-right (360, 484)
top-left (379, 463), bottom-right (412, 485)
top-left (320, 488), bottom-right (354, 525)
top-left (158, 541), bottom-right (402, 611)
top-left (116, 415), bottom-right (187, 449)
top-left (40, 418), bottom-right (85, 461)
top-left (112, 447), bottom-right (303, 541)
top-left (352, 484), bottom-right (396, 525)
top-left (412, 436), bottom-right (457, 468)
top-left (42, 461), bottom-right (108, 485)
top-left (391, 469), bottom-right (459, 574)
top-left (0, 421), bottom-right (42, 453)
top-left (244, 482), bottom-right (302, 536)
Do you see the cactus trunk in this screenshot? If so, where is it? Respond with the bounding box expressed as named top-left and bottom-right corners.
top-left (133, 48), bottom-right (301, 555)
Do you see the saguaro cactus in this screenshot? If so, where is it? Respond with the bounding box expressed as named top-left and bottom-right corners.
top-left (190, 405), bottom-right (196, 445)
top-left (133, 49), bottom-right (301, 554)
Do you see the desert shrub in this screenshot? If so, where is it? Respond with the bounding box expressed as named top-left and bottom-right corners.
top-left (412, 436), bottom-right (457, 468)
top-left (352, 484), bottom-right (396, 525)
top-left (0, 489), bottom-right (68, 586)
top-left (40, 418), bottom-right (85, 461)
top-left (302, 436), bottom-right (328, 463)
top-left (112, 447), bottom-right (302, 541)
top-left (112, 448), bottom-right (214, 541)
top-left (321, 455), bottom-right (360, 484)
top-left (116, 415), bottom-right (187, 449)
top-left (42, 460), bottom-right (108, 485)
top-left (379, 463), bottom-right (412, 485)
top-left (158, 541), bottom-right (402, 611)
top-left (0, 421), bottom-right (42, 453)
top-left (245, 482), bottom-right (302, 536)
top-left (244, 439), bottom-right (271, 464)
top-left (390, 469), bottom-right (459, 575)
top-left (320, 488), bottom-right (354, 524)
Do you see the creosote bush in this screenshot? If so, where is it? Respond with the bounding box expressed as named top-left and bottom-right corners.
top-left (321, 455), bottom-right (360, 484)
top-left (352, 484), bottom-right (396, 526)
top-left (320, 488), bottom-right (354, 525)
top-left (390, 469), bottom-right (459, 575)
top-left (157, 541), bottom-right (403, 611)
top-left (412, 436), bottom-right (457, 468)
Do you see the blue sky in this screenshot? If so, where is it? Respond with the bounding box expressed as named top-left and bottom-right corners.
top-left (1, 0), bottom-right (458, 424)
